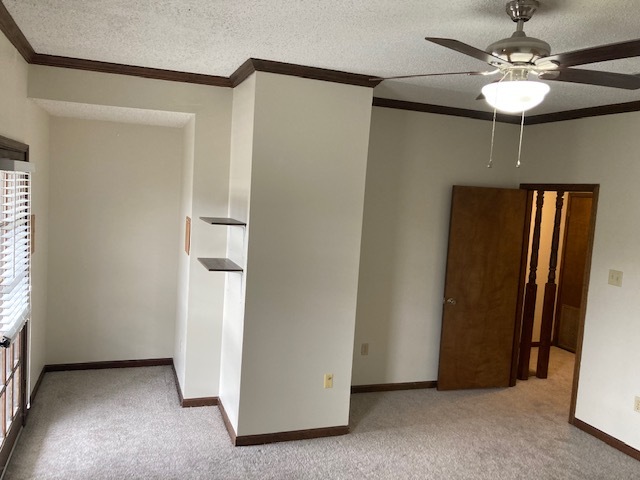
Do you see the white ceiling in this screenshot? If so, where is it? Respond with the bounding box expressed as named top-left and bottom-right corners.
top-left (5, 0), bottom-right (640, 114)
top-left (33, 100), bottom-right (194, 128)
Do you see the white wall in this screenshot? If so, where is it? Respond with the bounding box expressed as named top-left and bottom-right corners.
top-left (28, 66), bottom-right (232, 398)
top-left (0, 32), bottom-right (49, 396)
top-left (519, 112), bottom-right (640, 451)
top-left (46, 118), bottom-right (182, 362)
top-left (234, 72), bottom-right (373, 436)
top-left (173, 117), bottom-right (195, 391)
top-left (219, 73), bottom-right (256, 431)
top-left (352, 107), bottom-right (521, 385)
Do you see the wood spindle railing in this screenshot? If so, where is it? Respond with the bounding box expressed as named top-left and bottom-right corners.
top-left (517, 190), bottom-right (544, 380)
top-left (536, 191), bottom-right (565, 378)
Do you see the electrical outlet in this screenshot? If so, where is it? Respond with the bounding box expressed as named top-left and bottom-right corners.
top-left (324, 373), bottom-right (333, 389)
top-left (634, 396), bottom-right (640, 413)
top-left (361, 343), bottom-right (369, 356)
top-left (608, 269), bottom-right (623, 287)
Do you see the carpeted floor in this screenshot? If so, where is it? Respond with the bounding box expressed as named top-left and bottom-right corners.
top-left (4, 348), bottom-right (640, 479)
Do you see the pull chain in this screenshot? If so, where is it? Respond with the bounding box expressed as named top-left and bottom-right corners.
top-left (487, 72), bottom-right (509, 168)
top-left (487, 106), bottom-right (498, 168)
top-left (516, 110), bottom-right (525, 168)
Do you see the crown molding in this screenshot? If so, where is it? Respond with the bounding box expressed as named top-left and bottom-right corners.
top-left (373, 97), bottom-right (522, 124)
top-left (525, 101), bottom-right (640, 125)
top-left (30, 53), bottom-right (231, 87)
top-left (0, 1), bottom-right (34, 62)
top-left (1, 3), bottom-right (639, 122)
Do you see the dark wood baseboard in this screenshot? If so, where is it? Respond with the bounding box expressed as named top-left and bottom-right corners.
top-left (236, 425), bottom-right (349, 447)
top-left (217, 400), bottom-right (348, 446)
top-left (218, 400), bottom-right (237, 445)
top-left (182, 397), bottom-right (218, 407)
top-left (29, 366), bottom-right (46, 406)
top-left (44, 358), bottom-right (173, 372)
top-left (351, 380), bottom-right (437, 394)
top-left (169, 361), bottom-right (218, 408)
top-left (572, 418), bottom-right (640, 462)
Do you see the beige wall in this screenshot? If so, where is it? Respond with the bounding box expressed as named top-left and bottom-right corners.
top-left (28, 66), bottom-right (233, 398)
top-left (353, 107), bottom-right (521, 385)
top-left (46, 118), bottom-right (182, 362)
top-left (0, 32), bottom-right (50, 397)
top-left (520, 112), bottom-right (640, 451)
top-left (232, 72), bottom-right (373, 436)
top-left (173, 117), bottom-right (195, 390)
top-left (219, 73), bottom-right (256, 431)
top-left (16, 32), bottom-right (640, 453)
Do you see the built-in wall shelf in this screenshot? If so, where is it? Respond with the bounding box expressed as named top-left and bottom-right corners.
top-left (198, 258), bottom-right (243, 272)
top-left (200, 217), bottom-right (246, 226)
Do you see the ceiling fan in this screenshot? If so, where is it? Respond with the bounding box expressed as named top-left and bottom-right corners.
top-left (378, 0), bottom-right (640, 113)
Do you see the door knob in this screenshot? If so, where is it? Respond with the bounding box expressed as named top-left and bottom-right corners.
top-left (445, 298), bottom-right (457, 305)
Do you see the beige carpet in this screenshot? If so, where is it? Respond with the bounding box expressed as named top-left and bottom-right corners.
top-left (4, 348), bottom-right (639, 479)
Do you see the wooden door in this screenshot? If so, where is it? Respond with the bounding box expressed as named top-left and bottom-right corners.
top-left (438, 186), bottom-right (528, 390)
top-left (553, 193), bottom-right (593, 352)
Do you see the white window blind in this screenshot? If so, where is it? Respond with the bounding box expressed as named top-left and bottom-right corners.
top-left (0, 170), bottom-right (31, 347)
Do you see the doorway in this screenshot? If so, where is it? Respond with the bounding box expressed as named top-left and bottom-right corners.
top-left (437, 183), bottom-right (598, 423)
top-left (518, 184), bottom-right (599, 422)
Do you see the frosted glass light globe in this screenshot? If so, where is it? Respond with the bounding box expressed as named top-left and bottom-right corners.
top-left (482, 80), bottom-right (550, 113)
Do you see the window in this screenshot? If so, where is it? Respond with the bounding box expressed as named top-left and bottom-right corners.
top-left (0, 170), bottom-right (31, 348)
top-left (0, 136), bottom-right (32, 471)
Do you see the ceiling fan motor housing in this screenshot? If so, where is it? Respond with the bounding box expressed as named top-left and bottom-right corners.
top-left (487, 31), bottom-right (551, 64)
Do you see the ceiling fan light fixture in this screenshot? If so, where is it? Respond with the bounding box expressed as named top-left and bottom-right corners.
top-left (481, 80), bottom-right (550, 113)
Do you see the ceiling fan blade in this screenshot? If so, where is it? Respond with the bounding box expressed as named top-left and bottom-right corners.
top-left (372, 69), bottom-right (499, 81)
top-left (425, 37), bottom-right (511, 67)
top-left (539, 38), bottom-right (640, 68)
top-left (538, 68), bottom-right (640, 90)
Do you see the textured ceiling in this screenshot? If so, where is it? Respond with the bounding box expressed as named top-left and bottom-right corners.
top-left (5, 0), bottom-right (640, 114)
top-left (33, 100), bottom-right (193, 127)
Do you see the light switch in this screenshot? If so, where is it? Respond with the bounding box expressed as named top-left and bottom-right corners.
top-left (608, 269), bottom-right (623, 287)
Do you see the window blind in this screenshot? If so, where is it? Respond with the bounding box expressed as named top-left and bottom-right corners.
top-left (0, 171), bottom-right (31, 347)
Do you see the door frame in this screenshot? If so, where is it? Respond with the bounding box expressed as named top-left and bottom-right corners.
top-left (518, 184), bottom-right (599, 424)
top-left (552, 192), bottom-right (593, 351)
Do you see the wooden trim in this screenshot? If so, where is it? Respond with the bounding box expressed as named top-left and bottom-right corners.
top-left (217, 400), bottom-right (237, 445)
top-left (0, 408), bottom-right (21, 474)
top-left (29, 366), bottom-right (46, 406)
top-left (182, 397), bottom-right (218, 408)
top-left (536, 191), bottom-right (565, 379)
top-left (184, 216), bottom-right (191, 255)
top-left (0, 2), bottom-right (35, 62)
top-left (30, 53), bottom-right (231, 87)
top-left (235, 425), bottom-right (349, 447)
top-left (0, 134), bottom-right (29, 157)
top-left (526, 101), bottom-right (640, 125)
top-left (531, 341), bottom-right (541, 347)
top-left (517, 191), bottom-right (541, 381)
top-left (170, 361), bottom-right (184, 405)
top-left (44, 358), bottom-right (173, 372)
top-left (572, 418), bottom-right (640, 461)
top-left (229, 58), bottom-right (257, 87)
top-left (519, 184), bottom-right (599, 193)
top-left (519, 183), bottom-right (599, 423)
top-left (2, 4), bottom-right (640, 121)
top-left (249, 58), bottom-right (380, 87)
top-left (552, 193), bottom-right (593, 348)
top-left (230, 58), bottom-right (381, 88)
top-left (372, 97), bottom-right (522, 124)
top-left (351, 381), bottom-right (437, 394)
top-left (218, 400), bottom-right (348, 446)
